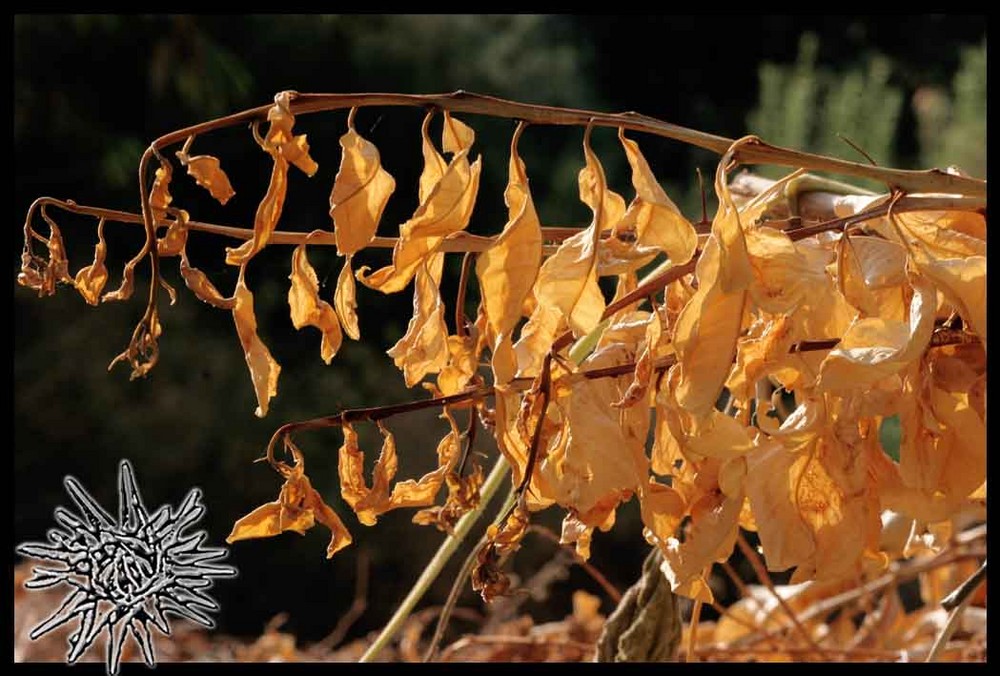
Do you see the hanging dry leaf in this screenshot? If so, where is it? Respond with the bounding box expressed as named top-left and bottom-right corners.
top-left (329, 109), bottom-right (396, 256)
top-left (672, 236), bottom-right (748, 418)
top-left (73, 218), bottom-right (109, 305)
top-left (528, 126), bottom-right (606, 338)
top-left (476, 121), bottom-right (543, 374)
top-left (228, 441), bottom-right (352, 558)
top-left (612, 129), bottom-right (697, 266)
top-left (233, 267), bottom-right (281, 417)
top-left (176, 145), bottom-right (235, 205)
top-left (149, 157), bottom-right (174, 220)
top-left (358, 111), bottom-right (481, 293)
top-left (334, 256), bottom-right (360, 340)
top-left (386, 253), bottom-right (449, 387)
top-left (817, 273), bottom-right (936, 391)
top-left (288, 243), bottom-right (343, 364)
top-left (413, 459), bottom-right (484, 533)
top-left (179, 252), bottom-right (236, 309)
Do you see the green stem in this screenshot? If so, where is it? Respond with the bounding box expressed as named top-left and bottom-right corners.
top-left (358, 455), bottom-right (512, 662)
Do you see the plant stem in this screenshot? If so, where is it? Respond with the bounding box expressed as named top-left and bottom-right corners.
top-left (358, 455), bottom-right (512, 663)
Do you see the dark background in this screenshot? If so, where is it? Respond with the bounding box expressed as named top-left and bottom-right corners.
top-left (13, 14), bottom-right (986, 646)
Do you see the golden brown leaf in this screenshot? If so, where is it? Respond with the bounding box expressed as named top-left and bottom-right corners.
top-left (908, 242), bottom-right (986, 343)
top-left (386, 253), bottom-right (449, 387)
top-left (264, 91), bottom-right (319, 176)
top-left (612, 129), bottom-right (697, 266)
top-left (638, 478), bottom-right (686, 550)
top-left (476, 121), bottom-right (543, 375)
top-left (659, 487), bottom-right (742, 603)
top-left (176, 148), bottom-right (235, 205)
top-left (672, 236), bottom-right (748, 418)
top-left (179, 252), bottom-right (236, 309)
top-left (225, 152), bottom-right (288, 266)
top-left (528, 126), bottom-right (606, 338)
top-left (358, 111), bottom-right (481, 293)
top-left (227, 442), bottom-right (352, 558)
top-left (329, 110), bottom-right (396, 256)
top-left (156, 209), bottom-right (191, 258)
top-left (288, 243), bottom-right (343, 364)
top-left (149, 158), bottom-right (173, 220)
top-left (108, 310), bottom-right (163, 380)
top-left (817, 273), bottom-right (936, 392)
top-left (19, 212), bottom-right (73, 297)
top-left (412, 460), bottom-right (484, 533)
top-left (73, 218), bottom-right (109, 305)
top-left (337, 423), bottom-right (398, 526)
top-left (334, 256), bottom-right (360, 340)
top-left (537, 344), bottom-right (650, 526)
top-left (233, 268), bottom-right (281, 417)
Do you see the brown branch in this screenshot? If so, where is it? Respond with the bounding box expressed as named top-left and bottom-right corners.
top-left (423, 534), bottom-right (488, 663)
top-left (455, 252), bottom-right (475, 338)
top-left (526, 525), bottom-right (623, 604)
top-left (145, 91), bottom-right (986, 198)
top-left (736, 532), bottom-right (825, 654)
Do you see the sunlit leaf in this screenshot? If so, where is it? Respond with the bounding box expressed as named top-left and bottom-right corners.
top-left (233, 267), bottom-right (281, 417)
top-left (330, 109), bottom-right (396, 256)
top-left (358, 111), bottom-right (481, 293)
top-left (73, 218), bottom-right (109, 306)
top-left (386, 253), bottom-right (449, 387)
top-left (228, 441), bottom-right (352, 558)
top-left (334, 256), bottom-right (360, 340)
top-left (176, 148), bottom-right (235, 205)
top-left (179, 252), bottom-right (236, 309)
top-left (288, 243), bottom-right (343, 364)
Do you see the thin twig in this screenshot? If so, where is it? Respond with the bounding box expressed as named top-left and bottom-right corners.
top-left (686, 598), bottom-right (704, 663)
top-left (526, 525), bottom-right (623, 604)
top-left (141, 90), bottom-right (985, 198)
top-left (736, 532), bottom-right (824, 653)
top-left (940, 560), bottom-right (987, 611)
top-left (455, 251), bottom-right (475, 337)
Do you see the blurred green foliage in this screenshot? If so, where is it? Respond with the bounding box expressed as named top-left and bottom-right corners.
top-left (14, 15), bottom-right (985, 645)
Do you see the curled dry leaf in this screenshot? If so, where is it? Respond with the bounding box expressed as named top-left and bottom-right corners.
top-left (476, 121), bottom-right (543, 385)
top-left (18, 210), bottom-right (73, 297)
top-left (233, 268), bottom-right (281, 418)
top-left (817, 273), bottom-right (936, 392)
top-left (73, 218), bottom-right (109, 306)
top-left (334, 256), bottom-right (360, 341)
top-left (226, 92), bottom-right (317, 267)
top-left (108, 310), bottom-right (162, 380)
top-left (672, 235), bottom-right (748, 418)
top-left (537, 344), bottom-right (650, 531)
top-left (227, 440), bottom-right (352, 558)
top-left (386, 253), bottom-right (449, 387)
top-left (179, 252), bottom-right (236, 309)
top-left (609, 129), bottom-right (697, 267)
top-left (526, 125), bottom-right (606, 338)
top-left (329, 109), bottom-right (396, 257)
top-left (339, 411), bottom-right (461, 528)
top-left (358, 111), bottom-right (481, 293)
top-left (288, 243), bottom-right (343, 364)
top-left (413, 459), bottom-right (484, 533)
top-left (473, 502), bottom-right (531, 602)
top-left (176, 145), bottom-right (236, 205)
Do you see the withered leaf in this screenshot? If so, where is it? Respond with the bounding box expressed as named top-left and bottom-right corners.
top-left (288, 243), bottom-right (343, 364)
top-left (334, 255), bottom-right (360, 341)
top-left (227, 441), bottom-right (352, 558)
top-left (149, 158), bottom-right (173, 220)
top-left (224, 151), bottom-right (288, 266)
top-left (386, 253), bottom-right (449, 387)
top-left (528, 126), bottom-right (606, 338)
top-left (156, 209), bottom-right (191, 258)
top-left (233, 267), bottom-right (281, 417)
top-left (358, 111), bottom-right (481, 293)
top-left (476, 121), bottom-right (543, 372)
top-left (329, 109), bottom-right (396, 256)
top-left (179, 252), bottom-right (236, 309)
top-left (817, 273), bottom-right (936, 392)
top-left (176, 147), bottom-right (235, 205)
top-left (265, 91), bottom-right (319, 176)
top-left (613, 129), bottom-right (697, 266)
top-left (413, 460), bottom-right (484, 533)
top-left (672, 236), bottom-right (748, 418)
top-left (73, 218), bottom-right (109, 305)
